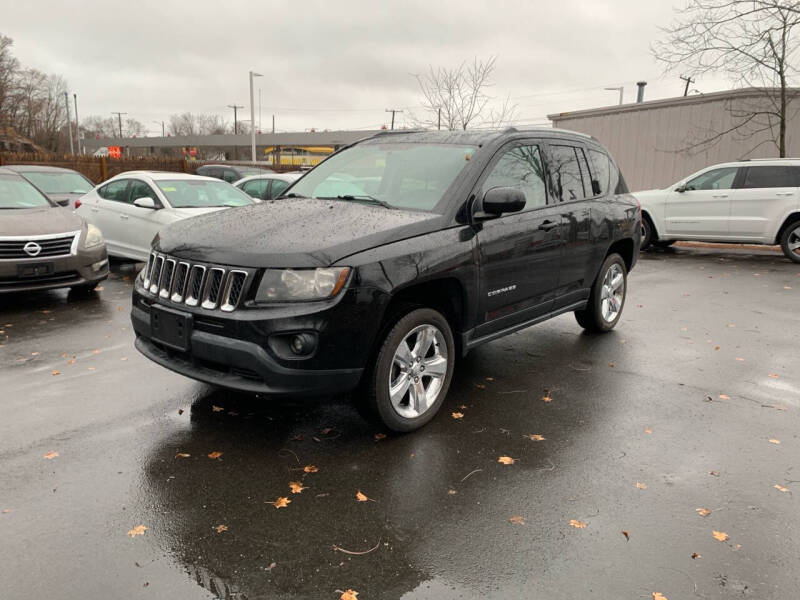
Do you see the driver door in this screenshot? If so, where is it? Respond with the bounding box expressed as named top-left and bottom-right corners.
top-left (474, 142), bottom-right (564, 339)
top-left (665, 166), bottom-right (739, 238)
top-left (114, 179), bottom-right (170, 260)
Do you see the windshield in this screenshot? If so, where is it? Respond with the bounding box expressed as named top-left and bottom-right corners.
top-left (21, 171), bottom-right (93, 194)
top-left (286, 142), bottom-right (477, 212)
top-left (0, 174), bottom-right (52, 209)
top-left (155, 180), bottom-right (255, 209)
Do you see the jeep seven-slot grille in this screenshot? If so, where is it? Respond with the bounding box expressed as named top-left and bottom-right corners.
top-left (142, 252), bottom-right (249, 312)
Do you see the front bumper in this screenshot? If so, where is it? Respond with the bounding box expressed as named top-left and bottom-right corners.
top-left (130, 281), bottom-right (385, 396)
top-left (0, 246), bottom-right (108, 293)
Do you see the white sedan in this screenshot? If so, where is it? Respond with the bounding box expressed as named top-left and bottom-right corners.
top-left (234, 172), bottom-right (301, 201)
top-left (76, 171), bottom-right (255, 261)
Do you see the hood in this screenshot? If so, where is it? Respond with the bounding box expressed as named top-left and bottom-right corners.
top-left (156, 198), bottom-right (444, 268)
top-left (0, 206), bottom-right (85, 237)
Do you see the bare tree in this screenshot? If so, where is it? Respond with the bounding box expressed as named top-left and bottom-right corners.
top-left (0, 34), bottom-right (20, 127)
top-left (654, 0), bottom-right (800, 157)
top-left (414, 56), bottom-right (515, 130)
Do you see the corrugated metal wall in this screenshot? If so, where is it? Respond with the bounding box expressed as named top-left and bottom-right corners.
top-left (550, 90), bottom-right (800, 191)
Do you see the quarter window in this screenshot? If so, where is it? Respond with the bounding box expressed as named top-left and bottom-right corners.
top-left (548, 146), bottom-right (588, 203)
top-left (587, 149), bottom-right (611, 196)
top-left (482, 145), bottom-right (547, 211)
top-left (741, 166), bottom-right (799, 188)
top-left (98, 179), bottom-right (129, 203)
top-left (684, 167), bottom-right (737, 191)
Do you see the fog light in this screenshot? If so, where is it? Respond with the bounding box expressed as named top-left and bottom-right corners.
top-left (91, 259), bottom-right (108, 272)
top-left (291, 335), bottom-right (305, 355)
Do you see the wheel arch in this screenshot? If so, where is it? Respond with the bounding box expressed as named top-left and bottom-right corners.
top-left (605, 238), bottom-right (635, 272)
top-left (774, 212), bottom-right (800, 245)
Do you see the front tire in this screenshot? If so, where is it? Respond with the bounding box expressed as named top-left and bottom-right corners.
top-left (364, 308), bottom-right (455, 432)
top-left (641, 215), bottom-right (655, 250)
top-left (575, 253), bottom-right (628, 333)
top-left (780, 221), bottom-right (800, 264)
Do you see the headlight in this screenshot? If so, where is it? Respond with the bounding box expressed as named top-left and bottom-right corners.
top-left (255, 267), bottom-right (350, 302)
top-left (83, 224), bottom-right (104, 249)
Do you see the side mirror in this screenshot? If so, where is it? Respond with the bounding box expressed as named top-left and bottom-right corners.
top-left (478, 186), bottom-right (526, 217)
top-left (133, 197), bottom-right (157, 209)
top-left (55, 198), bottom-right (70, 207)
top-left (675, 185), bottom-right (686, 193)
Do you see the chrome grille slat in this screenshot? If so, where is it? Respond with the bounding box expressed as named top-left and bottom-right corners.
top-left (0, 233), bottom-right (77, 260)
top-left (142, 253), bottom-right (249, 312)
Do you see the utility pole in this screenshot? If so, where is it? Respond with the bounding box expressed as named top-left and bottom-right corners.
top-left (73, 93), bottom-right (81, 154)
top-left (258, 88), bottom-right (262, 132)
top-left (437, 107), bottom-right (441, 130)
top-left (272, 114), bottom-right (275, 134)
top-left (385, 108), bottom-right (403, 130)
top-left (227, 104), bottom-right (243, 134)
top-left (111, 112), bottom-right (127, 139)
top-left (249, 71), bottom-right (263, 163)
top-left (679, 75), bottom-right (695, 97)
top-left (64, 92), bottom-right (74, 154)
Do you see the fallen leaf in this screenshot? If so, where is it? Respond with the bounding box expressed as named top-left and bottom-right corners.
top-left (321, 427), bottom-right (335, 435)
top-left (719, 394), bottom-right (730, 400)
top-left (175, 453), bottom-right (191, 459)
top-left (652, 593), bottom-right (668, 600)
top-left (266, 562), bottom-right (276, 571)
top-left (61, 352), bottom-right (67, 358)
top-left (211, 405), bottom-right (224, 412)
top-left (569, 519), bottom-right (588, 529)
top-left (736, 357), bottom-right (744, 361)
top-left (524, 434), bottom-right (546, 441)
top-left (636, 482), bottom-right (647, 490)
top-left (475, 383), bottom-right (485, 389)
top-left (769, 373), bottom-right (779, 379)
top-left (356, 490), bottom-right (369, 502)
top-left (621, 530), bottom-right (630, 541)
top-left (290, 434), bottom-right (303, 441)
top-left (769, 439), bottom-right (781, 444)
top-left (509, 515), bottom-right (525, 525)
top-left (448, 489), bottom-right (456, 495)
top-left (273, 497), bottom-right (291, 509)
top-left (2, 509), bottom-right (12, 514)
top-left (542, 394), bottom-right (552, 403)
top-left (87, 366), bottom-right (96, 371)
top-left (497, 456), bottom-right (516, 465)
top-left (96, 286), bottom-right (104, 291)
top-left (608, 362), bottom-right (615, 368)
top-left (340, 590), bottom-right (359, 600)
top-left (712, 530), bottom-right (728, 542)
top-left (128, 525), bottom-right (147, 538)
top-left (714, 345), bottom-right (720, 351)
top-left (207, 451), bottom-right (223, 459)
top-left (303, 465), bottom-right (318, 473)
top-left (696, 508), bottom-right (712, 517)
top-left (374, 433), bottom-right (386, 441)
top-left (289, 481), bottom-right (305, 494)
top-left (709, 470), bottom-right (720, 477)
top-left (92, 349), bottom-right (100, 354)
top-left (486, 376), bottom-right (494, 381)
top-left (691, 552), bottom-right (701, 559)
top-left (51, 370), bottom-right (60, 376)
top-left (451, 412), bottom-right (464, 419)
top-left (67, 359), bottom-right (75, 365)
top-left (43, 451), bottom-right (59, 460)
top-left (215, 524), bottom-right (228, 533)
top-left (645, 427), bottom-right (653, 434)
top-left (120, 357), bottom-right (128, 361)
top-left (177, 408), bottom-right (184, 415)
top-left (774, 484), bottom-right (789, 493)
top-left (31, 351), bottom-right (40, 356)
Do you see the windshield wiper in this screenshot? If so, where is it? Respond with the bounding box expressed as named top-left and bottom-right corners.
top-left (320, 195), bottom-right (395, 209)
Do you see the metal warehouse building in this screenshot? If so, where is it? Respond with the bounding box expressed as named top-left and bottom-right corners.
top-left (548, 87), bottom-right (800, 192)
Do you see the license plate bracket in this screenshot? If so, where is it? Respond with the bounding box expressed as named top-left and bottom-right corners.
top-left (151, 305), bottom-right (192, 352)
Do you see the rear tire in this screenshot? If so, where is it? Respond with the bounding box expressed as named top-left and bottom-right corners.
top-left (780, 220), bottom-right (800, 264)
top-left (574, 253), bottom-right (628, 333)
top-left (362, 308), bottom-right (455, 432)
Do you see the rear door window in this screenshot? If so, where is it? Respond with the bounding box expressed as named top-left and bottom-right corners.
top-left (98, 179), bottom-right (130, 203)
top-left (129, 180), bottom-right (158, 204)
top-left (242, 179), bottom-right (269, 199)
top-left (575, 148), bottom-right (594, 197)
top-left (548, 145), bottom-right (588, 203)
top-left (740, 166), bottom-right (799, 188)
top-left (587, 148), bottom-right (611, 196)
top-left (269, 179), bottom-right (291, 199)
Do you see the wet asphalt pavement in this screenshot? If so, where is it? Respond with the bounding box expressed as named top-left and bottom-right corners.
top-left (1, 247), bottom-right (798, 600)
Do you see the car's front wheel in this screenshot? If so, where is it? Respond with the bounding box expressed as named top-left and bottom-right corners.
top-left (364, 308), bottom-right (455, 432)
top-left (780, 220), bottom-right (800, 264)
top-left (641, 216), bottom-right (655, 250)
top-left (575, 253), bottom-right (628, 333)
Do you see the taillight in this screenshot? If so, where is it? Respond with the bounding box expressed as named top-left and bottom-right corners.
top-left (74, 198), bottom-right (82, 210)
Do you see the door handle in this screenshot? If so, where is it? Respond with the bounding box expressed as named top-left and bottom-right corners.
top-left (712, 194), bottom-right (728, 198)
top-left (120, 214), bottom-right (129, 220)
top-left (538, 220), bottom-right (558, 231)
top-left (776, 192), bottom-right (794, 196)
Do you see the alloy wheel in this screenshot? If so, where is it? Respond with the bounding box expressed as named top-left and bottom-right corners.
top-left (388, 324), bottom-right (448, 418)
top-left (788, 224), bottom-right (800, 259)
top-left (600, 263), bottom-right (625, 323)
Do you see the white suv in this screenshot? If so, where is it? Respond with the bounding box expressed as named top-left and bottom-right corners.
top-left (634, 159), bottom-right (800, 263)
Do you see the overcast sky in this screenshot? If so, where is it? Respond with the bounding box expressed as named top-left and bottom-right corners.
top-left (2, 0), bottom-right (731, 135)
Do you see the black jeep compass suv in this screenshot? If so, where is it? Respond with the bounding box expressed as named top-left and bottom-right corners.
top-left (131, 128), bottom-right (640, 431)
